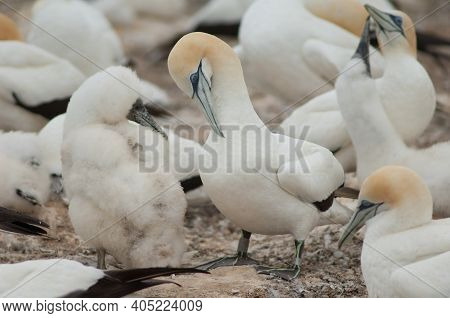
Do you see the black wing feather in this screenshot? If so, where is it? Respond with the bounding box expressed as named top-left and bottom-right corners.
top-left (0, 206), bottom-right (49, 236)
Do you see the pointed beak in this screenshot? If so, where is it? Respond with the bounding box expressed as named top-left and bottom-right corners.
top-left (353, 17), bottom-right (372, 75)
top-left (365, 4), bottom-right (405, 36)
top-left (127, 98), bottom-right (168, 139)
top-left (338, 200), bottom-right (382, 249)
top-left (190, 62), bottom-right (224, 138)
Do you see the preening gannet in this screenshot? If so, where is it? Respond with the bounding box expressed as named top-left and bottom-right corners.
top-left (280, 5), bottom-right (435, 172)
top-left (63, 66), bottom-right (187, 269)
top-left (237, 0), bottom-right (387, 103)
top-left (0, 260), bottom-right (205, 298)
top-left (168, 33), bottom-right (349, 280)
top-left (335, 14), bottom-right (449, 217)
top-left (339, 166), bottom-right (450, 297)
top-left (0, 16), bottom-right (84, 132)
top-left (0, 206), bottom-right (49, 237)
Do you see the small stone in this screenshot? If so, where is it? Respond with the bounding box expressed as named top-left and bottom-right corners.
top-left (333, 251), bottom-right (345, 258)
top-left (231, 289), bottom-right (240, 295)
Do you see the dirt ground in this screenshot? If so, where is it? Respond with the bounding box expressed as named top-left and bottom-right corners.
top-left (0, 0), bottom-right (449, 298)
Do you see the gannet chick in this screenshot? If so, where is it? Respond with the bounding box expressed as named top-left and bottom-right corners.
top-left (38, 114), bottom-right (66, 199)
top-left (339, 166), bottom-right (450, 297)
top-left (168, 33), bottom-right (346, 280)
top-left (279, 6), bottom-right (435, 172)
top-left (0, 16), bottom-right (84, 132)
top-left (0, 260), bottom-right (205, 298)
top-left (0, 153), bottom-right (50, 219)
top-left (335, 14), bottom-right (450, 217)
top-left (63, 66), bottom-right (187, 269)
top-left (0, 206), bottom-right (49, 237)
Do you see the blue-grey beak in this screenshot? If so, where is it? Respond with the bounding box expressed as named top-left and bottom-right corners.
top-left (127, 98), bottom-right (168, 139)
top-left (365, 4), bottom-right (405, 37)
top-left (190, 61), bottom-right (224, 138)
top-left (338, 200), bottom-right (383, 248)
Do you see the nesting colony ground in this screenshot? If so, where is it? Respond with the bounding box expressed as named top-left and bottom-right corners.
top-left (0, 0), bottom-right (449, 297)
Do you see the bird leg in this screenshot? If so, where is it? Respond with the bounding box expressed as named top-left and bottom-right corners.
top-left (256, 240), bottom-right (304, 281)
top-left (96, 248), bottom-right (107, 270)
top-left (196, 230), bottom-right (259, 270)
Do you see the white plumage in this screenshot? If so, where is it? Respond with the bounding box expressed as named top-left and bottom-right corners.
top-left (237, 0), bottom-right (388, 103)
top-left (63, 66), bottom-right (186, 268)
top-left (0, 153), bottom-right (50, 217)
top-left (0, 41), bottom-right (84, 132)
top-left (280, 7), bottom-right (435, 171)
top-left (169, 33), bottom-right (350, 279)
top-left (335, 18), bottom-right (448, 217)
top-left (340, 166), bottom-right (450, 297)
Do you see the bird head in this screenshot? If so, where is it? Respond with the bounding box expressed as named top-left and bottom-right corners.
top-left (0, 14), bottom-right (22, 41)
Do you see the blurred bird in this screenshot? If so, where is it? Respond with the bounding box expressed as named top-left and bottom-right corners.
top-left (0, 206), bottom-right (49, 237)
top-left (335, 17), bottom-right (449, 217)
top-left (0, 260), bottom-right (206, 298)
top-left (339, 166), bottom-right (450, 297)
top-left (280, 6), bottom-right (436, 171)
top-left (0, 153), bottom-right (50, 220)
top-left (63, 66), bottom-right (187, 269)
top-left (28, 0), bottom-right (172, 108)
top-left (168, 33), bottom-right (355, 280)
top-left (0, 14), bottom-right (84, 132)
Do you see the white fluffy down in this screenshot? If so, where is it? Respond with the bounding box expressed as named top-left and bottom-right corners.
top-left (63, 66), bottom-right (187, 268)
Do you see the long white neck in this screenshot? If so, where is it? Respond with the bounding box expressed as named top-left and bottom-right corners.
top-left (336, 60), bottom-right (407, 162)
top-left (209, 58), bottom-right (265, 131)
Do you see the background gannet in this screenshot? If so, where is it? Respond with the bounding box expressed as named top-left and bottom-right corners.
top-left (0, 13), bottom-right (22, 41)
top-left (280, 6), bottom-right (436, 172)
top-left (335, 16), bottom-right (450, 217)
top-left (0, 20), bottom-right (84, 131)
top-left (28, 0), bottom-right (172, 108)
top-left (237, 0), bottom-right (387, 103)
top-left (169, 32), bottom-right (349, 280)
top-left (0, 260), bottom-right (204, 298)
top-left (0, 206), bottom-right (49, 237)
top-left (63, 66), bottom-right (187, 269)
top-left (339, 166), bottom-right (450, 297)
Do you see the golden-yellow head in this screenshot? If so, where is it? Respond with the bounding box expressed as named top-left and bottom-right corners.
top-left (365, 5), bottom-right (417, 57)
top-left (0, 14), bottom-right (21, 41)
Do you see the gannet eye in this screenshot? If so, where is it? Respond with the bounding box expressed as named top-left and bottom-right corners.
top-left (190, 71), bottom-right (200, 96)
top-left (390, 15), bottom-right (403, 28)
top-left (359, 200), bottom-right (375, 210)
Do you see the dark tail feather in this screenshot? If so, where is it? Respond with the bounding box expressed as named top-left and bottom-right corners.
top-left (180, 175), bottom-right (203, 193)
top-left (65, 268), bottom-right (208, 298)
top-left (0, 206), bottom-right (49, 236)
top-left (334, 187), bottom-right (360, 200)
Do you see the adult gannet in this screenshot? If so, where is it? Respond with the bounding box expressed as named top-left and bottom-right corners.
top-left (335, 15), bottom-right (449, 217)
top-left (339, 166), bottom-right (450, 297)
top-left (280, 5), bottom-right (435, 172)
top-left (237, 0), bottom-right (388, 103)
top-left (0, 206), bottom-right (49, 237)
top-left (63, 66), bottom-right (187, 269)
top-left (168, 32), bottom-right (349, 280)
top-left (27, 0), bottom-right (172, 107)
top-left (0, 260), bottom-right (205, 298)
top-left (0, 15), bottom-right (84, 132)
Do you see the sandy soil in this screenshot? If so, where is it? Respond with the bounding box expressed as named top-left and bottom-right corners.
top-left (0, 0), bottom-right (449, 298)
